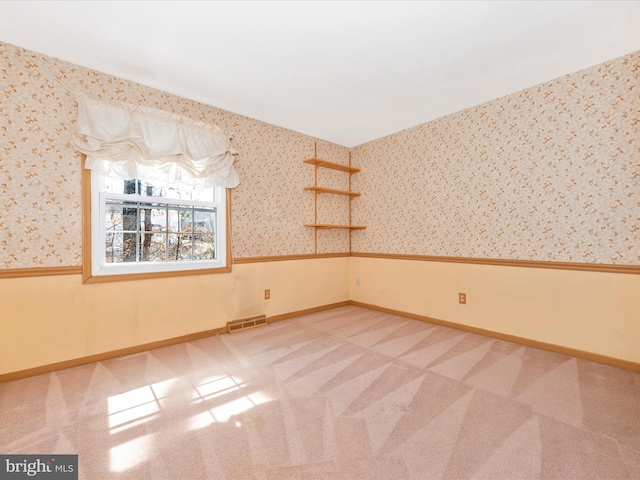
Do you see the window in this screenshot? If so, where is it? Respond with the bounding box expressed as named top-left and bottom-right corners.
top-left (89, 171), bottom-right (229, 279)
top-left (73, 95), bottom-right (238, 283)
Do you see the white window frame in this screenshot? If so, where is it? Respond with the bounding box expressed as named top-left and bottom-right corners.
top-left (84, 166), bottom-right (230, 282)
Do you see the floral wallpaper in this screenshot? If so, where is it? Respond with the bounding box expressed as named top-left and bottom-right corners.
top-left (0, 41), bottom-right (351, 269)
top-left (351, 51), bottom-right (640, 265)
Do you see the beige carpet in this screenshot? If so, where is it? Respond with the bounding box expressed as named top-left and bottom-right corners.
top-left (1, 305), bottom-right (639, 479)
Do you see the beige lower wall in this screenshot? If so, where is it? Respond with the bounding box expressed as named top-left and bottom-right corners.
top-left (350, 256), bottom-right (640, 364)
top-left (4, 255), bottom-right (638, 376)
top-left (0, 257), bottom-right (350, 375)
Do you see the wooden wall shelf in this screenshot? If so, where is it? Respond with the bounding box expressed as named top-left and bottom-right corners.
top-left (304, 143), bottom-right (365, 253)
top-left (303, 186), bottom-right (361, 197)
top-left (304, 224), bottom-right (366, 230)
top-left (303, 158), bottom-right (361, 174)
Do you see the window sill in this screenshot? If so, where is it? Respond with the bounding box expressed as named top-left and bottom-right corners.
top-left (82, 264), bottom-right (232, 284)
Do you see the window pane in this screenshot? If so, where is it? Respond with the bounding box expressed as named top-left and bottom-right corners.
top-left (168, 208), bottom-right (193, 233)
top-left (105, 232), bottom-right (138, 263)
top-left (193, 233), bottom-right (215, 260)
top-left (193, 209), bottom-right (216, 233)
top-left (168, 234), bottom-right (192, 261)
top-left (140, 233), bottom-right (166, 262)
top-left (140, 205), bottom-right (167, 233)
top-left (105, 232), bottom-right (123, 263)
top-left (105, 202), bottom-right (138, 232)
top-left (113, 202), bottom-right (140, 263)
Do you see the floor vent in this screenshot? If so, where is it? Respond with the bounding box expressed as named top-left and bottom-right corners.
top-left (227, 314), bottom-right (268, 333)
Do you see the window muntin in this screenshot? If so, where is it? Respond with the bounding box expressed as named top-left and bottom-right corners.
top-left (91, 173), bottom-right (227, 277)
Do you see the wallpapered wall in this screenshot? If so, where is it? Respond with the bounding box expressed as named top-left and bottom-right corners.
top-left (0, 41), bottom-right (352, 269)
top-left (2, 41), bottom-right (638, 270)
top-left (351, 51), bottom-right (640, 265)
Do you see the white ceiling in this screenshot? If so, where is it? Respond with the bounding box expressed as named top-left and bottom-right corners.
top-left (1, 1), bottom-right (639, 147)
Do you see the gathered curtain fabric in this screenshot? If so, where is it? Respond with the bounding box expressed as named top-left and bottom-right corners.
top-left (72, 95), bottom-right (239, 188)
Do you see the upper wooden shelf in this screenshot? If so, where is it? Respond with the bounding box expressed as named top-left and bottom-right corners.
top-left (304, 224), bottom-right (366, 230)
top-left (304, 186), bottom-right (361, 197)
top-left (304, 158), bottom-right (361, 174)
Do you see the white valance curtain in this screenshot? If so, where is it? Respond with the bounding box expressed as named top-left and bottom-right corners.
top-left (72, 95), bottom-right (239, 188)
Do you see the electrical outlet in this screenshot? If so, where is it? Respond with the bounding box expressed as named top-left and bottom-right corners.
top-left (264, 289), bottom-right (270, 300)
top-left (458, 292), bottom-right (466, 304)
top-left (356, 277), bottom-right (361, 286)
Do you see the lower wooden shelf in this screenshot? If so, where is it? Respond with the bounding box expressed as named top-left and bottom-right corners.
top-left (304, 224), bottom-right (366, 230)
top-left (304, 186), bottom-right (361, 197)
